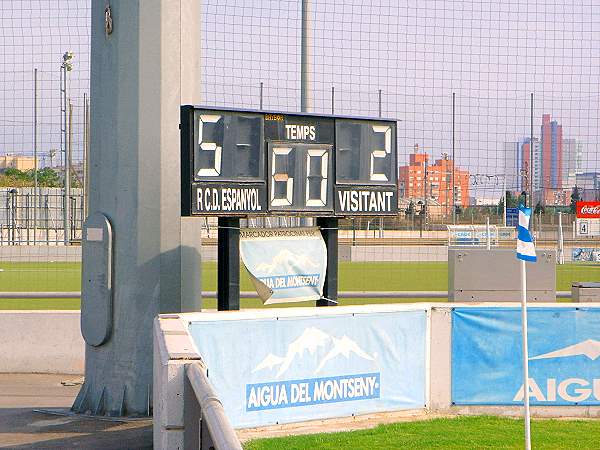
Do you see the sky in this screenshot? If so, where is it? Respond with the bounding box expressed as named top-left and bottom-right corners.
top-left (0, 0), bottom-right (90, 166)
top-left (2, 0), bottom-right (600, 197)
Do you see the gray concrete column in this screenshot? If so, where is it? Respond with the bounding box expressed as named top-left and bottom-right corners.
top-left (73, 0), bottom-right (202, 416)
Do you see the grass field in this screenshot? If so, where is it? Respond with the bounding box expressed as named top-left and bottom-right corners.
top-left (244, 416), bottom-right (600, 450)
top-left (1, 260), bottom-right (599, 310)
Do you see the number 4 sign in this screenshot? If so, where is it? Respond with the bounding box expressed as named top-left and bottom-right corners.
top-left (579, 220), bottom-right (589, 235)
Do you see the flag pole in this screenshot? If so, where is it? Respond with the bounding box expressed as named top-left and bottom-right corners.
top-left (520, 258), bottom-right (531, 450)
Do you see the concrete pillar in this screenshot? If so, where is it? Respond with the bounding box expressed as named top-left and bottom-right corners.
top-left (73, 0), bottom-right (202, 416)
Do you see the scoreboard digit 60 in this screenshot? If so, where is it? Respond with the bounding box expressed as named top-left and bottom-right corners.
top-left (180, 106), bottom-right (398, 216)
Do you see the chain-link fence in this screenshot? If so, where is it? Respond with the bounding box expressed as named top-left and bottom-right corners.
top-left (2, 0), bottom-right (600, 306)
top-left (0, 187), bottom-right (84, 244)
top-left (0, 0), bottom-right (90, 248)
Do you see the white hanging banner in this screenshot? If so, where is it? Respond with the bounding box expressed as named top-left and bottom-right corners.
top-left (240, 227), bottom-right (327, 304)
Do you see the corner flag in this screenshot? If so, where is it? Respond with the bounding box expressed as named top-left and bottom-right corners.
top-left (517, 205), bottom-right (536, 262)
top-left (517, 203), bottom-right (535, 450)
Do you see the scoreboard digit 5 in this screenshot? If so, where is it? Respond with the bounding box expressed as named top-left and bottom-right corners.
top-left (181, 106), bottom-right (398, 217)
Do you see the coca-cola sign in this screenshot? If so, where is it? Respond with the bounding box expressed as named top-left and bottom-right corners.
top-left (577, 201), bottom-right (600, 218)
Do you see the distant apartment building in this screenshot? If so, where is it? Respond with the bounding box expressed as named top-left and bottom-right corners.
top-left (0, 154), bottom-right (35, 171)
top-left (398, 146), bottom-right (470, 211)
top-left (563, 139), bottom-right (583, 188)
top-left (575, 172), bottom-right (600, 201)
top-left (504, 138), bottom-right (542, 192)
top-left (542, 189), bottom-right (570, 206)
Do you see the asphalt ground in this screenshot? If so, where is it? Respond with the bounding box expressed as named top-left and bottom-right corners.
top-left (0, 374), bottom-right (152, 449)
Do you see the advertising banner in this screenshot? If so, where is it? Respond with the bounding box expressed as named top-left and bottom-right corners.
top-left (188, 310), bottom-right (427, 428)
top-left (240, 227), bottom-right (327, 304)
top-left (576, 201), bottom-right (600, 218)
top-left (505, 207), bottom-right (519, 227)
top-left (572, 248), bottom-right (600, 262)
top-left (452, 307), bottom-right (600, 405)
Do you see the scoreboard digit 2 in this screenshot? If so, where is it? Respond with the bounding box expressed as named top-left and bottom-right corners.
top-left (181, 106), bottom-right (398, 216)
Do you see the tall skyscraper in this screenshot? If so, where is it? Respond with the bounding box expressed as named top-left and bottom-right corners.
top-left (508, 115), bottom-right (572, 204)
top-left (540, 114), bottom-right (564, 190)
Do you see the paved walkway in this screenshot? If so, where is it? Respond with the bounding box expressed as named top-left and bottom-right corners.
top-left (0, 374), bottom-right (152, 449)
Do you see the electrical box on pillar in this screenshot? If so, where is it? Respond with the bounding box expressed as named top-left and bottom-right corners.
top-left (80, 212), bottom-right (113, 347)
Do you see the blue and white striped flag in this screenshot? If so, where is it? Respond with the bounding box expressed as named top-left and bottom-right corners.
top-left (517, 204), bottom-right (537, 262)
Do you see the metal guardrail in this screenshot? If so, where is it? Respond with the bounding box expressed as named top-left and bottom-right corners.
top-left (0, 290), bottom-right (573, 299)
top-left (184, 362), bottom-right (242, 450)
top-left (0, 291), bottom-right (80, 298)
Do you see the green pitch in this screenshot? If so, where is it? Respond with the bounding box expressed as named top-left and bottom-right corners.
top-left (244, 416), bottom-right (600, 450)
top-left (1, 261), bottom-right (599, 310)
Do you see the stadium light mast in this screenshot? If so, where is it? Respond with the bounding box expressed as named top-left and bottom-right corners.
top-left (61, 50), bottom-right (74, 245)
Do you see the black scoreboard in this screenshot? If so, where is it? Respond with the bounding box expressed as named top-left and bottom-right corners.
top-left (181, 106), bottom-right (398, 217)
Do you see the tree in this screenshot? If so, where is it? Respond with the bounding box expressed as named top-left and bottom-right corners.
top-left (405, 200), bottom-right (415, 217)
top-left (534, 201), bottom-right (545, 215)
top-left (506, 191), bottom-right (518, 208)
top-left (0, 167), bottom-right (62, 187)
top-left (0, 168), bottom-right (30, 187)
top-left (499, 191), bottom-right (519, 210)
top-left (570, 186), bottom-right (581, 214)
top-left (4, 168), bottom-right (27, 179)
top-left (36, 168), bottom-right (61, 187)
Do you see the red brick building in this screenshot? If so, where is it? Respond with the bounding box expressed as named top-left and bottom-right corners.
top-left (399, 146), bottom-right (470, 212)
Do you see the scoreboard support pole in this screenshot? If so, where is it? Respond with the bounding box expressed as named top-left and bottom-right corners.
top-left (317, 217), bottom-right (338, 306)
top-left (217, 217), bottom-right (240, 311)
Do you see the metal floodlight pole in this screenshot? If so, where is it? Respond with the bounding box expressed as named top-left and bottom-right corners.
top-left (259, 82), bottom-right (263, 109)
top-left (452, 92), bottom-right (456, 225)
top-left (503, 169), bottom-right (507, 227)
top-left (486, 216), bottom-right (491, 250)
top-left (68, 100), bottom-right (73, 241)
top-left (331, 86), bottom-right (334, 114)
top-left (558, 211), bottom-right (564, 264)
top-left (530, 93), bottom-right (534, 211)
top-left (85, 95), bottom-right (90, 218)
top-left (82, 93), bottom-right (87, 218)
top-left (300, 0), bottom-right (312, 113)
top-left (33, 68), bottom-right (38, 244)
top-left (61, 51), bottom-right (74, 245)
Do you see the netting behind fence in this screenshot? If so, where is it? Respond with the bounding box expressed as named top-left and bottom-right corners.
top-left (2, 0), bottom-right (600, 306)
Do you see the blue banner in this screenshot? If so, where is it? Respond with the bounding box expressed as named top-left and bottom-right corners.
top-left (240, 227), bottom-right (327, 304)
top-left (572, 248), bottom-right (600, 262)
top-left (452, 307), bottom-right (600, 405)
top-left (188, 310), bottom-right (426, 428)
top-left (506, 207), bottom-right (519, 227)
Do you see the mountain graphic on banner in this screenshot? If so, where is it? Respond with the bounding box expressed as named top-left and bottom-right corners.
top-left (530, 339), bottom-right (600, 361)
top-left (255, 249), bottom-right (319, 275)
top-left (252, 327), bottom-right (376, 378)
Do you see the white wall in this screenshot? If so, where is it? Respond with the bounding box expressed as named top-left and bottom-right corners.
top-left (154, 303), bottom-right (600, 448)
top-left (0, 245), bottom-right (81, 262)
top-left (350, 245), bottom-right (447, 262)
top-left (0, 311), bottom-right (84, 374)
